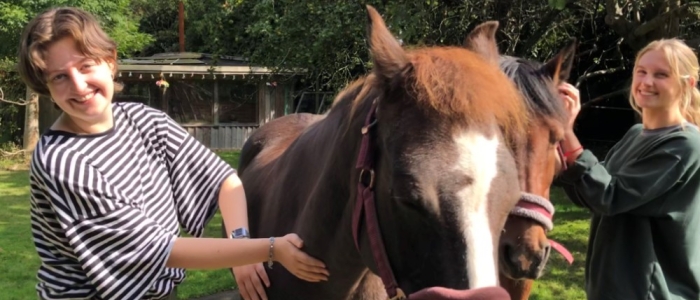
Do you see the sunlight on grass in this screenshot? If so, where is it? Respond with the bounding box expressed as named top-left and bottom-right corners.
top-left (0, 170), bottom-right (42, 300)
top-left (528, 188), bottom-right (589, 300)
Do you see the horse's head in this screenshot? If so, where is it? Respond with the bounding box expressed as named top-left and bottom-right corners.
top-left (349, 6), bottom-right (528, 297)
top-left (471, 33), bottom-right (577, 280)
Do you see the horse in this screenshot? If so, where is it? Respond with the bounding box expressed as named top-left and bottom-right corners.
top-left (225, 5), bottom-right (533, 300)
top-left (486, 36), bottom-right (578, 300)
top-left (326, 22), bottom-right (579, 300)
top-left (334, 22), bottom-right (579, 300)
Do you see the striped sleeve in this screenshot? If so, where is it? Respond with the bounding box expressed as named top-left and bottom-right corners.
top-left (163, 114), bottom-right (236, 237)
top-left (34, 152), bottom-right (176, 300)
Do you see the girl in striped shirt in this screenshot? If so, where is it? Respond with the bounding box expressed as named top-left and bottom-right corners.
top-left (18, 7), bottom-right (329, 300)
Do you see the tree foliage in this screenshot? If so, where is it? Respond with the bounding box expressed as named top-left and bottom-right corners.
top-left (1, 0), bottom-right (699, 147)
top-left (0, 0), bottom-right (153, 146)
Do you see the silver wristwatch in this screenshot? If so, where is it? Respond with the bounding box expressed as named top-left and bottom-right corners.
top-left (231, 227), bottom-right (250, 239)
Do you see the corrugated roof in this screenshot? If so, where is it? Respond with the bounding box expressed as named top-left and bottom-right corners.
top-left (119, 52), bottom-right (250, 67)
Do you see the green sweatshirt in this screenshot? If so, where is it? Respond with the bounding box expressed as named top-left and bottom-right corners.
top-left (556, 123), bottom-right (700, 300)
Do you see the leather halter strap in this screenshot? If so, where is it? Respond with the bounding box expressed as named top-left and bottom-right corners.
top-left (352, 99), bottom-right (406, 300)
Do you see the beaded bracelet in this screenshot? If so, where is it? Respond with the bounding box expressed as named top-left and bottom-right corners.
top-left (267, 237), bottom-right (275, 269)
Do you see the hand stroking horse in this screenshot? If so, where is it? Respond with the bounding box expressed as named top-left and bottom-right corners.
top-left (224, 5), bottom-right (535, 300)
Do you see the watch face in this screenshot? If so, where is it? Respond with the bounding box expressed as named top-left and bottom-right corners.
top-left (232, 227), bottom-right (249, 239)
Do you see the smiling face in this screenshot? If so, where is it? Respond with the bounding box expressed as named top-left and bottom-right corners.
top-left (45, 37), bottom-right (116, 129)
top-left (16, 7), bottom-right (121, 133)
top-left (632, 49), bottom-right (682, 112)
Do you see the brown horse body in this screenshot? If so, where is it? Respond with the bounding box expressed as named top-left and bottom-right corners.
top-left (230, 6), bottom-right (532, 300)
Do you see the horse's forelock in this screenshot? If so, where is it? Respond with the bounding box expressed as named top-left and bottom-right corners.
top-left (338, 47), bottom-right (530, 148)
top-left (406, 47), bottom-right (529, 143)
top-left (499, 56), bottom-right (568, 127)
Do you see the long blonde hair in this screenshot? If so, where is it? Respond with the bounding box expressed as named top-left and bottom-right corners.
top-left (629, 38), bottom-right (700, 126)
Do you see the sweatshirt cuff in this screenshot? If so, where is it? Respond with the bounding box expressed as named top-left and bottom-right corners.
top-left (557, 149), bottom-right (600, 185)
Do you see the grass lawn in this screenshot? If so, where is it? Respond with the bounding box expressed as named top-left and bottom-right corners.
top-left (0, 149), bottom-right (588, 299)
top-left (174, 150), bottom-right (242, 299)
top-left (529, 188), bottom-right (590, 300)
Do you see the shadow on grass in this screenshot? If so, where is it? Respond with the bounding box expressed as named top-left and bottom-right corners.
top-left (0, 171), bottom-right (30, 193)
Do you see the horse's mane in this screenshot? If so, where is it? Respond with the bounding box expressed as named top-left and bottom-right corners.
top-left (330, 47), bottom-right (529, 142)
top-left (499, 56), bottom-right (568, 126)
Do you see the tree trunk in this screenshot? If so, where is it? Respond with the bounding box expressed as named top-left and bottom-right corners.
top-left (23, 88), bottom-right (39, 156)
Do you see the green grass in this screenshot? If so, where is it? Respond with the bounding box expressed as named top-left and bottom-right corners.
top-left (530, 188), bottom-right (590, 300)
top-left (175, 150), bottom-right (242, 299)
top-left (0, 149), bottom-right (587, 299)
top-left (0, 170), bottom-right (39, 300)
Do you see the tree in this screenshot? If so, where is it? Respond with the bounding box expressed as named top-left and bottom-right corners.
top-left (604, 0), bottom-right (700, 51)
top-left (0, 87), bottom-right (35, 158)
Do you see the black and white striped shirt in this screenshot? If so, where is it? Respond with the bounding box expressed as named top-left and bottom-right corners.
top-left (29, 102), bottom-right (236, 300)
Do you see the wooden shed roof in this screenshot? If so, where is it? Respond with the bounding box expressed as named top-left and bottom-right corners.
top-left (117, 52), bottom-right (301, 77)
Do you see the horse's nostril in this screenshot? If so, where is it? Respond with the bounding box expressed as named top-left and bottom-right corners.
top-left (504, 243), bottom-right (527, 272)
top-left (541, 241), bottom-right (552, 261)
top-left (501, 244), bottom-right (512, 258)
top-left (500, 244), bottom-right (516, 267)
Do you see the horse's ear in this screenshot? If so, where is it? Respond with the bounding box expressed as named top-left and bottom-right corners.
top-left (463, 21), bottom-right (500, 65)
top-left (542, 38), bottom-right (578, 84)
top-left (365, 5), bottom-right (408, 80)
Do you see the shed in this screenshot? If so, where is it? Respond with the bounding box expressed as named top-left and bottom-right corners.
top-left (38, 52), bottom-right (302, 149)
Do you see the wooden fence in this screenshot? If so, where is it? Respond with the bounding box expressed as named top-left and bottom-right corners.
top-left (181, 124), bottom-right (258, 150)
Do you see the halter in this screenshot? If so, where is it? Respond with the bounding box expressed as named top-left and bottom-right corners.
top-left (507, 144), bottom-right (573, 265)
top-left (352, 99), bottom-right (406, 299)
top-left (351, 99), bottom-right (569, 300)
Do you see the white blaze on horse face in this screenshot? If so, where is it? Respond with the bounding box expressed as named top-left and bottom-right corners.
top-left (453, 130), bottom-right (499, 289)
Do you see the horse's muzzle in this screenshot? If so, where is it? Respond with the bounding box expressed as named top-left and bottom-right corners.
top-left (408, 286), bottom-right (511, 300)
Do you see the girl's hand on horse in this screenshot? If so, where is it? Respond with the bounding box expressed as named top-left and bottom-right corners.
top-left (558, 82), bottom-right (581, 130)
top-left (233, 263), bottom-right (270, 300)
top-left (275, 233), bottom-right (330, 282)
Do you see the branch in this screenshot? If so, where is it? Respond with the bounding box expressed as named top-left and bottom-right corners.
top-left (668, 0), bottom-right (681, 36)
top-left (0, 88), bottom-right (28, 106)
top-left (633, 2), bottom-right (700, 37)
top-left (576, 66), bottom-right (627, 87)
top-left (605, 0), bottom-right (621, 17)
top-left (604, 0), bottom-right (635, 36)
top-left (581, 87), bottom-right (629, 109)
top-left (0, 149), bottom-right (27, 157)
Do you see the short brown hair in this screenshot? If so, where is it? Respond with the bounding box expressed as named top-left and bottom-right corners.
top-left (17, 7), bottom-right (121, 97)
